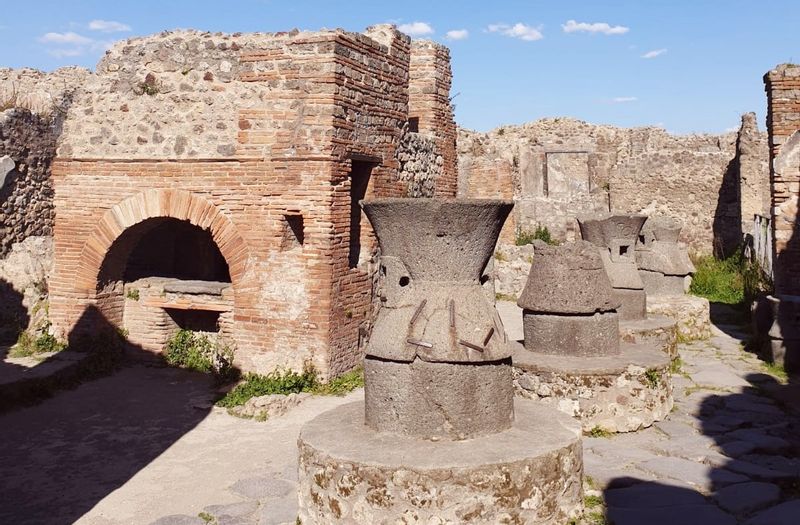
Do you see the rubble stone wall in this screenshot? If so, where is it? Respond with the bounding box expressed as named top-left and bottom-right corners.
top-left (458, 117), bottom-right (769, 254)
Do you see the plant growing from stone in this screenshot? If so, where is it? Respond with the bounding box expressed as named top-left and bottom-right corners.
top-left (164, 329), bottom-right (236, 382)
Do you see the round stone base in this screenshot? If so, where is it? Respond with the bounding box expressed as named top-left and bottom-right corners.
top-left (619, 315), bottom-right (678, 359)
top-left (297, 399), bottom-right (583, 525)
top-left (511, 341), bottom-right (673, 433)
top-left (646, 295), bottom-right (711, 341)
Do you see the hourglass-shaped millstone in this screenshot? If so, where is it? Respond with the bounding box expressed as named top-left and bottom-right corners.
top-left (360, 198), bottom-right (514, 441)
top-left (517, 240), bottom-right (622, 357)
top-left (578, 213), bottom-right (648, 320)
top-left (636, 217), bottom-right (696, 296)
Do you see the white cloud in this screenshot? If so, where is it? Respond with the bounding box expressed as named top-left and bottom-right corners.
top-left (39, 29), bottom-right (121, 59)
top-left (47, 48), bottom-right (85, 58)
top-left (88, 19), bottom-right (131, 33)
top-left (39, 32), bottom-right (93, 45)
top-left (641, 48), bottom-right (667, 59)
top-left (612, 96), bottom-right (638, 103)
top-left (562, 19), bottom-right (629, 35)
top-left (487, 23), bottom-right (543, 42)
top-left (445, 29), bottom-right (469, 41)
top-left (398, 21), bottom-right (434, 37)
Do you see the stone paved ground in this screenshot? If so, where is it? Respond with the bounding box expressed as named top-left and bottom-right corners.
top-left (585, 324), bottom-right (800, 525)
top-left (1, 302), bottom-right (799, 524)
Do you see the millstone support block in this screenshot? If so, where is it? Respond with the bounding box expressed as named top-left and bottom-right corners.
top-left (512, 341), bottom-right (673, 433)
top-left (522, 311), bottom-right (620, 357)
top-left (297, 400), bottom-right (584, 525)
top-left (613, 288), bottom-right (647, 321)
top-left (639, 270), bottom-right (689, 296)
top-left (647, 295), bottom-right (711, 342)
top-left (364, 356), bottom-right (514, 440)
top-left (620, 316), bottom-right (679, 359)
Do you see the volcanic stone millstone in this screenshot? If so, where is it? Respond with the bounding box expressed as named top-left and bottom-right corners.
top-left (364, 356), bottom-right (515, 440)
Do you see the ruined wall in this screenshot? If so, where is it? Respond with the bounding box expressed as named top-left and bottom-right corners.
top-left (458, 117), bottom-right (769, 254)
top-left (765, 64), bottom-right (800, 295)
top-left (0, 68), bottom-right (88, 257)
top-left (49, 27), bottom-right (412, 378)
top-left (407, 40), bottom-right (457, 197)
top-left (395, 127), bottom-right (440, 197)
top-left (0, 110), bottom-right (57, 257)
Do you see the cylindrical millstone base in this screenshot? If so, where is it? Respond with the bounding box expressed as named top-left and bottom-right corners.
top-left (613, 288), bottom-right (647, 321)
top-left (620, 315), bottom-right (679, 359)
top-left (522, 311), bottom-right (620, 357)
top-left (512, 341), bottom-right (673, 433)
top-left (364, 356), bottom-right (514, 440)
top-left (298, 399), bottom-right (583, 525)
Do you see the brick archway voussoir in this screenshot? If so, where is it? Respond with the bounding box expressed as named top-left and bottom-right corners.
top-left (77, 189), bottom-right (250, 291)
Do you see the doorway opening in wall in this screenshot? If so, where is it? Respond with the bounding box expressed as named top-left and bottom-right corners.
top-left (349, 160), bottom-right (375, 269)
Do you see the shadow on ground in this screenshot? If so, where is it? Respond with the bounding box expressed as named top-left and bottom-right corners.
top-left (602, 370), bottom-right (800, 525)
top-left (0, 306), bottom-right (224, 525)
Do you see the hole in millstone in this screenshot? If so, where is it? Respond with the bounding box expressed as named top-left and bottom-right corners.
top-left (399, 276), bottom-right (410, 287)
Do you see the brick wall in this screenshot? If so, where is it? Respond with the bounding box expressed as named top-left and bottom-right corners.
top-left (765, 64), bottom-right (800, 295)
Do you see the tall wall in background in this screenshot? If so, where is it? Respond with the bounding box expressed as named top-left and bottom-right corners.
top-left (765, 64), bottom-right (800, 295)
top-left (458, 116), bottom-right (770, 255)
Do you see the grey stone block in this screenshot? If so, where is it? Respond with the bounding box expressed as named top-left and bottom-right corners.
top-left (522, 311), bottom-right (620, 356)
top-left (364, 356), bottom-right (514, 440)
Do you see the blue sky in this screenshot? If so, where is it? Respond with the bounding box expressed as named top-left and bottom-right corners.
top-left (1, 0), bottom-right (798, 134)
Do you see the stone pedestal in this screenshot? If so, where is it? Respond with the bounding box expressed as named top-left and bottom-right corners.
top-left (512, 342), bottom-right (673, 433)
top-left (297, 400), bottom-right (583, 525)
top-left (647, 295), bottom-right (711, 342)
top-left (760, 295), bottom-right (800, 373)
top-left (620, 316), bottom-right (680, 359)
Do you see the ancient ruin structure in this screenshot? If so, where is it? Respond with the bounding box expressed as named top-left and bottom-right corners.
top-left (637, 217), bottom-right (713, 341)
top-left (578, 213), bottom-right (648, 320)
top-left (759, 64), bottom-right (800, 372)
top-left (39, 27), bottom-right (457, 377)
top-left (298, 198), bottom-right (583, 523)
top-left (636, 217), bottom-right (695, 296)
top-left (458, 116), bottom-right (770, 255)
top-left (512, 240), bottom-right (673, 432)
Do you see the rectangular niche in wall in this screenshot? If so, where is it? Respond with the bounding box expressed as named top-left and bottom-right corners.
top-left (545, 151), bottom-right (591, 199)
top-left (281, 214), bottom-right (304, 251)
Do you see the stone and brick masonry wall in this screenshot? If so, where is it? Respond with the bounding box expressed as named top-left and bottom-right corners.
top-left (458, 117), bottom-right (769, 255)
top-left (765, 64), bottom-right (800, 295)
top-left (407, 40), bottom-right (457, 197)
top-left (47, 26), bottom-right (434, 378)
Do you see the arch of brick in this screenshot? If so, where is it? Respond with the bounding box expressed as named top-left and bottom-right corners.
top-left (77, 188), bottom-right (248, 293)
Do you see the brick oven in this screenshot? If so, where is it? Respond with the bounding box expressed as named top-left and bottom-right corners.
top-left (48, 26), bottom-right (456, 378)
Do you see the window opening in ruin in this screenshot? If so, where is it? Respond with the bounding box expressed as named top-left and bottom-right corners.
top-left (619, 245), bottom-right (629, 257)
top-left (407, 117), bottom-right (420, 133)
top-left (281, 214), bottom-right (305, 250)
top-left (165, 308), bottom-right (221, 333)
top-left (349, 160), bottom-right (374, 269)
